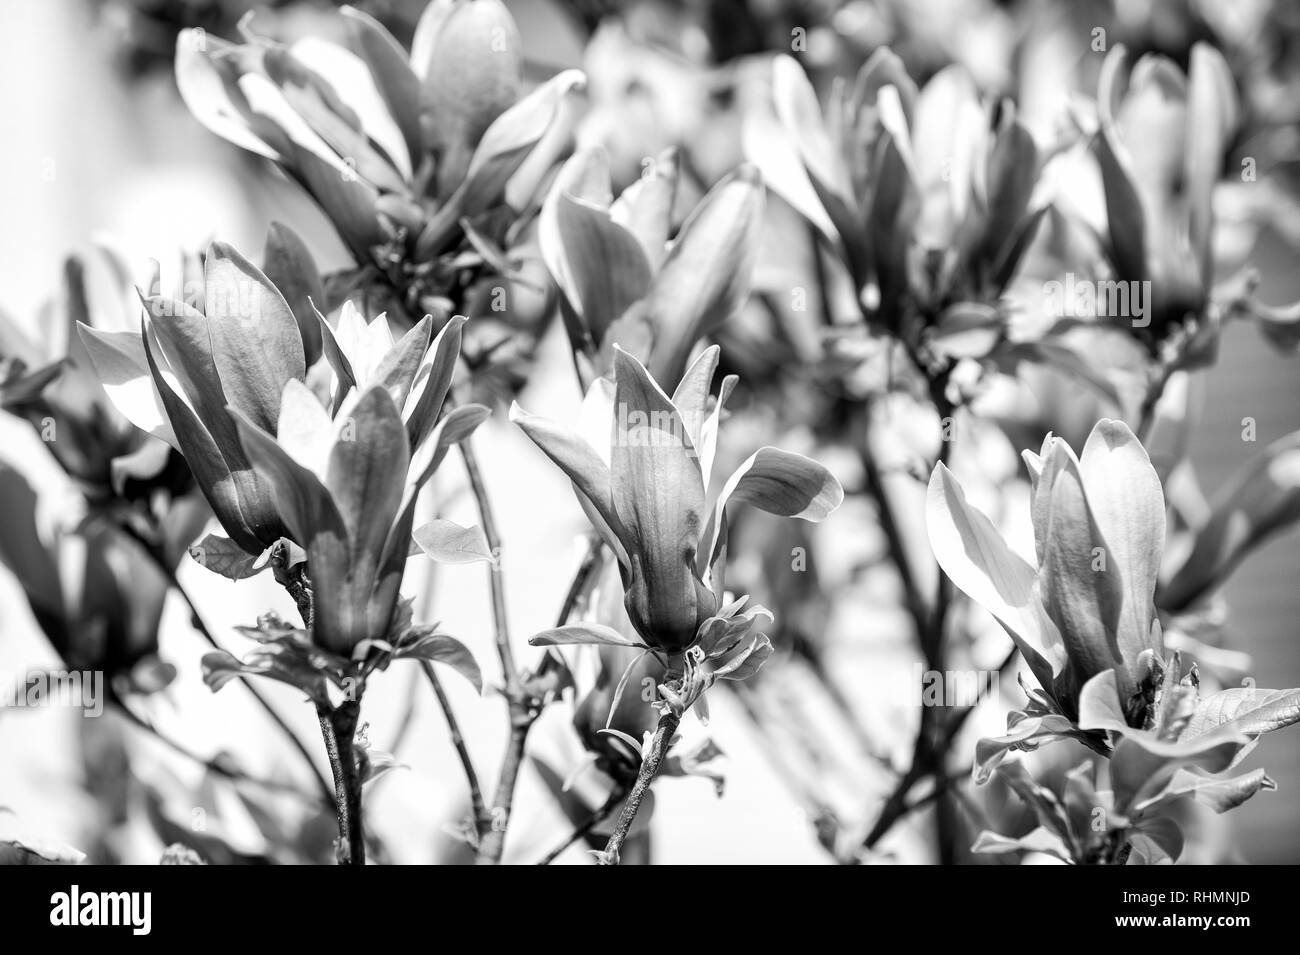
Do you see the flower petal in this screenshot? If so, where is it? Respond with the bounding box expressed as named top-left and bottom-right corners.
top-left (641, 165), bottom-right (765, 384)
top-left (926, 462), bottom-right (1060, 691)
top-left (204, 241), bottom-right (305, 432)
top-left (1079, 419), bottom-right (1165, 667)
top-left (611, 347), bottom-right (710, 646)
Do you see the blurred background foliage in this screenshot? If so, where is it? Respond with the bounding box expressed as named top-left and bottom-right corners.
top-left (1, 0), bottom-right (1299, 863)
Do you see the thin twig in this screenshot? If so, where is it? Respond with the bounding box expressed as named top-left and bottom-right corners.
top-left (111, 697), bottom-right (323, 804)
top-left (422, 661), bottom-right (488, 832)
top-left (535, 788), bottom-right (625, 865)
top-left (600, 711), bottom-right (679, 865)
top-left (555, 535), bottom-right (604, 627)
top-left (122, 525), bottom-right (334, 805)
top-left (860, 442), bottom-right (928, 641)
top-left (458, 436), bottom-right (536, 864)
top-left (857, 644), bottom-right (1017, 855)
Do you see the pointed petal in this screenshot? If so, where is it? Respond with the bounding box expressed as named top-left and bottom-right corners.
top-left (204, 241), bottom-right (306, 431)
top-left (926, 462), bottom-right (1059, 691)
top-left (76, 324), bottom-right (176, 446)
top-left (642, 166), bottom-right (765, 384)
top-left (509, 400), bottom-right (628, 567)
top-left (275, 379), bottom-right (335, 483)
top-left (1079, 419), bottom-right (1165, 666)
top-left (404, 314), bottom-right (465, 448)
top-left (262, 222), bottom-right (325, 366)
top-left (611, 347), bottom-right (709, 646)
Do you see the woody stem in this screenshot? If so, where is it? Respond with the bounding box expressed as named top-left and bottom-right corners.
top-left (600, 710), bottom-right (680, 865)
top-left (318, 698), bottom-right (365, 865)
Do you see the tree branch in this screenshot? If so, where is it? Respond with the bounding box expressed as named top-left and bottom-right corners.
top-left (600, 710), bottom-right (679, 865)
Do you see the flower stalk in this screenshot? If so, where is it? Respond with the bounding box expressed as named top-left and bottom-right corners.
top-left (600, 710), bottom-right (681, 865)
top-left (318, 699), bottom-right (366, 866)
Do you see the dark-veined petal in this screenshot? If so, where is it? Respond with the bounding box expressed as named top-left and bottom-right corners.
top-left (610, 347), bottom-right (710, 649)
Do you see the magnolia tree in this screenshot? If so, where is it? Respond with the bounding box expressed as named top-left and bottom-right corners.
top-left (2, 0), bottom-right (1300, 865)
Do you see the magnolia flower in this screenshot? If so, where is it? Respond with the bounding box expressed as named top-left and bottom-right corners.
top-left (750, 50), bottom-right (1044, 353)
top-left (539, 147), bottom-right (765, 385)
top-left (0, 252), bottom-right (185, 496)
top-left (196, 308), bottom-right (485, 701)
top-left (1091, 43), bottom-right (1237, 343)
top-left (927, 418), bottom-right (1300, 782)
top-left (78, 242), bottom-right (308, 557)
top-left (177, 1), bottom-right (582, 304)
top-left (516, 345), bottom-right (842, 715)
top-left (78, 238), bottom-right (465, 572)
top-left (929, 418), bottom-right (1165, 725)
top-left (569, 561), bottom-right (725, 785)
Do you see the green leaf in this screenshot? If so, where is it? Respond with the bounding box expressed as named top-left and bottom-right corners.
top-left (970, 826), bottom-right (1071, 862)
top-left (974, 711), bottom-right (1082, 783)
top-left (995, 760), bottom-right (1076, 850)
top-left (397, 633), bottom-right (482, 693)
top-left (1109, 731), bottom-right (1249, 816)
top-left (407, 401), bottom-right (489, 488)
top-left (189, 534), bottom-right (273, 581)
top-left (412, 519), bottom-right (493, 564)
top-left (1126, 816), bottom-right (1183, 865)
top-left (701, 447), bottom-right (843, 581)
top-left (1183, 687), bottom-right (1300, 743)
top-left (1138, 767), bottom-right (1275, 816)
top-left (528, 624), bottom-right (641, 649)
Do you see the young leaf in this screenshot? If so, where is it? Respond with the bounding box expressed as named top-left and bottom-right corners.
top-left (412, 519), bottom-right (494, 564)
top-left (528, 624), bottom-right (641, 648)
top-left (396, 632), bottom-right (482, 693)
